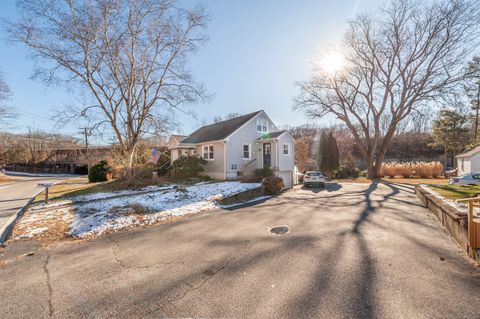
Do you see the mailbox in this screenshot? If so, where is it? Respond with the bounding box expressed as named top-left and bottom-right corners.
top-left (38, 183), bottom-right (54, 204)
top-left (38, 183), bottom-right (54, 188)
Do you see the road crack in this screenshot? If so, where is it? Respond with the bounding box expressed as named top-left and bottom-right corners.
top-left (169, 241), bottom-right (255, 304)
top-left (107, 235), bottom-right (193, 271)
top-left (43, 252), bottom-right (54, 317)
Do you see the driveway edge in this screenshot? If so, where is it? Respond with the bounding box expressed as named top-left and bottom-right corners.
top-left (0, 188), bottom-right (46, 244)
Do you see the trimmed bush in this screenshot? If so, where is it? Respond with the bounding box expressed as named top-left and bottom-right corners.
top-left (88, 160), bottom-right (112, 183)
top-left (263, 176), bottom-right (284, 195)
top-left (172, 155), bottom-right (207, 180)
top-left (334, 165), bottom-right (360, 179)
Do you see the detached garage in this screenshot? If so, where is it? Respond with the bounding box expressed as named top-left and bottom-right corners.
top-left (456, 146), bottom-right (480, 175)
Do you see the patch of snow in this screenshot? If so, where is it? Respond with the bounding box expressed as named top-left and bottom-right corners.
top-left (17, 182), bottom-right (262, 239)
top-left (419, 184), bottom-right (479, 215)
top-left (69, 185), bottom-right (174, 202)
top-left (15, 227), bottom-right (49, 239)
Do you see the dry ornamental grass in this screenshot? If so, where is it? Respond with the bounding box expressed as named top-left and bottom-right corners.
top-left (380, 161), bottom-right (444, 179)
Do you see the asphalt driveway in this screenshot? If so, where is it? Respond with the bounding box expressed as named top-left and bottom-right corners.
top-left (0, 182), bottom-right (479, 318)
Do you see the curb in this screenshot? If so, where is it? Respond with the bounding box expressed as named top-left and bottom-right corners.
top-left (5, 171), bottom-right (82, 178)
top-left (0, 187), bottom-right (45, 244)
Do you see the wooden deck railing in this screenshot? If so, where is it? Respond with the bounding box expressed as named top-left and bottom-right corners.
top-left (455, 197), bottom-right (480, 250)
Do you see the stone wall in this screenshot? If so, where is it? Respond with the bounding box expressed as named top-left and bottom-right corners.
top-left (216, 187), bottom-right (264, 206)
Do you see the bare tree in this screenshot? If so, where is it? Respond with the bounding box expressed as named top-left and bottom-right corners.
top-left (295, 0), bottom-right (480, 178)
top-left (0, 74), bottom-right (15, 129)
top-left (213, 112), bottom-right (242, 123)
top-left (465, 56), bottom-right (480, 142)
top-left (8, 0), bottom-right (208, 179)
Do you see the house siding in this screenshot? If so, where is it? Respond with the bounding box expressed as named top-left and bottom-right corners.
top-left (277, 133), bottom-right (295, 172)
top-left (226, 113), bottom-right (277, 178)
top-left (457, 152), bottom-right (480, 175)
top-left (167, 111), bottom-right (295, 186)
top-left (196, 141), bottom-right (225, 180)
top-left (275, 133), bottom-right (295, 188)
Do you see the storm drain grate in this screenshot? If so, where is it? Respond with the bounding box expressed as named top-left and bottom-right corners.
top-left (270, 226), bottom-right (289, 235)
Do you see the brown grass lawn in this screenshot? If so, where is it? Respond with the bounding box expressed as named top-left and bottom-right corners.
top-left (0, 176), bottom-right (12, 183)
top-left (32, 178), bottom-right (109, 203)
top-left (427, 184), bottom-right (480, 199)
top-left (32, 175), bottom-right (171, 203)
top-left (337, 177), bottom-right (449, 185)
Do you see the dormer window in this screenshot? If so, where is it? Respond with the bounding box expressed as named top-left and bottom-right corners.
top-left (256, 119), bottom-right (268, 133)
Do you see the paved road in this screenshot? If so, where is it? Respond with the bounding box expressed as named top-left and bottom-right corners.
top-left (0, 182), bottom-right (479, 318)
top-left (0, 176), bottom-right (67, 232)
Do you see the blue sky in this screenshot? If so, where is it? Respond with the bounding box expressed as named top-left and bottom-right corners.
top-left (0, 0), bottom-right (385, 142)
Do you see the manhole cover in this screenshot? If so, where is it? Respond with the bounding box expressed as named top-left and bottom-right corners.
top-left (270, 226), bottom-right (289, 235)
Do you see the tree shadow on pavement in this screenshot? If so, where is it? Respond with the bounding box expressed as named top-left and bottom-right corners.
top-left (300, 182), bottom-right (342, 194)
top-left (14, 181), bottom-right (480, 319)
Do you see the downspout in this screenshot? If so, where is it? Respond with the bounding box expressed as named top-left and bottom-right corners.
top-left (275, 138), bottom-right (279, 173)
top-left (223, 140), bottom-right (227, 180)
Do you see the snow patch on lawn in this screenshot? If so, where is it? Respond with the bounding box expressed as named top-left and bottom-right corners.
top-left (16, 182), bottom-right (261, 239)
top-left (419, 184), bottom-right (479, 215)
top-left (70, 185), bottom-right (174, 202)
top-left (15, 227), bottom-right (49, 239)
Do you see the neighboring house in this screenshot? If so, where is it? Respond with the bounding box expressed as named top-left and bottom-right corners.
top-left (167, 110), bottom-right (296, 188)
top-left (456, 146), bottom-right (480, 176)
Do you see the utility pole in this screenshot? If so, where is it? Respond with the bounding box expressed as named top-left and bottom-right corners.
top-left (475, 81), bottom-right (480, 142)
top-left (80, 127), bottom-right (91, 150)
top-left (79, 127), bottom-right (93, 174)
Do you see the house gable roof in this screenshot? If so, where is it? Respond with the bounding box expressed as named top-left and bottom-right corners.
top-left (256, 130), bottom-right (287, 140)
top-left (171, 134), bottom-right (188, 141)
top-left (167, 134), bottom-right (188, 148)
top-left (180, 111), bottom-right (263, 144)
top-left (456, 145), bottom-right (480, 158)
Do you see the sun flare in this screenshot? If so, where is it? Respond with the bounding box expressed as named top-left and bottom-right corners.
top-left (321, 51), bottom-right (346, 74)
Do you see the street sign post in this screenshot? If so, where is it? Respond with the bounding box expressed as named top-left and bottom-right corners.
top-left (38, 183), bottom-right (54, 204)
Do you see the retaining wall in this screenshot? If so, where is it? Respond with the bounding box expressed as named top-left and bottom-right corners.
top-left (415, 186), bottom-right (480, 261)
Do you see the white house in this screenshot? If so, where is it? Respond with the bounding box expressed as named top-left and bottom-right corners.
top-left (456, 146), bottom-right (480, 175)
top-left (167, 110), bottom-right (296, 188)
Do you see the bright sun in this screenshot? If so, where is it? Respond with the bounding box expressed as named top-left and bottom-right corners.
top-left (321, 51), bottom-right (346, 74)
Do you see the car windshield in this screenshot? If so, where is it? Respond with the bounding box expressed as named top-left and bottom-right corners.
top-left (306, 172), bottom-right (322, 176)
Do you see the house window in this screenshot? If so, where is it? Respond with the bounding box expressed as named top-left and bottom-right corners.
top-left (202, 146), bottom-right (209, 159)
top-left (243, 144), bottom-right (251, 159)
top-left (256, 119), bottom-right (269, 132)
top-left (177, 150), bottom-right (182, 158)
top-left (283, 143), bottom-right (290, 155)
top-left (209, 145), bottom-right (214, 159)
top-left (202, 145), bottom-right (214, 160)
top-left (231, 164), bottom-right (237, 170)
